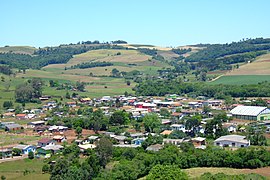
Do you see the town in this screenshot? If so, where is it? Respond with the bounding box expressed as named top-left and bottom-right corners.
top-left (1, 92), bottom-right (270, 178)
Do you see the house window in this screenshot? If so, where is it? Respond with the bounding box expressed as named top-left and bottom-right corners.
top-left (232, 143), bottom-right (235, 147)
top-left (241, 145), bottom-right (244, 147)
top-left (216, 143), bottom-right (220, 146)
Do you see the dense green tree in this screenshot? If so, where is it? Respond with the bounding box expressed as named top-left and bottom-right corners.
top-left (96, 138), bottom-right (113, 168)
top-left (168, 131), bottom-right (187, 139)
top-left (75, 127), bottom-right (82, 138)
top-left (12, 148), bottom-right (21, 156)
top-left (143, 113), bottom-right (161, 133)
top-left (28, 151), bottom-right (34, 159)
top-left (15, 83), bottom-right (34, 103)
top-left (31, 78), bottom-right (43, 98)
top-left (109, 110), bottom-right (130, 125)
top-left (3, 101), bottom-right (13, 109)
top-left (160, 108), bottom-right (171, 118)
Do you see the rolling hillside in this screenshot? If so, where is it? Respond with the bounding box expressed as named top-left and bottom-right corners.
top-left (0, 46), bottom-right (36, 54)
top-left (210, 52), bottom-right (270, 84)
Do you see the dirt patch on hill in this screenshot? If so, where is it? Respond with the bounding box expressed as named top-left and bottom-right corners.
top-left (242, 167), bottom-right (270, 177)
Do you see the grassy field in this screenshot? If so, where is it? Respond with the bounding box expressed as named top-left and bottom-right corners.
top-left (0, 159), bottom-right (49, 180)
top-left (227, 53), bottom-right (270, 75)
top-left (0, 46), bottom-right (36, 55)
top-left (184, 167), bottom-right (270, 179)
top-left (209, 75), bottom-right (270, 85)
top-left (0, 133), bottom-right (40, 146)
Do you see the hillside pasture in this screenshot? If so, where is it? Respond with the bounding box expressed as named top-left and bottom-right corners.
top-left (17, 69), bottom-right (100, 82)
top-left (43, 49), bottom-right (151, 69)
top-left (0, 46), bottom-right (36, 55)
top-left (209, 75), bottom-right (270, 85)
top-left (227, 53), bottom-right (270, 75)
top-left (158, 50), bottom-right (179, 61)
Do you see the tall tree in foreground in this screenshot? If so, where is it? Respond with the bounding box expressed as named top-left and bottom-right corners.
top-left (96, 137), bottom-right (113, 168)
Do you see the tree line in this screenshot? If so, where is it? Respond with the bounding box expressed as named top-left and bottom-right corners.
top-left (69, 61), bottom-right (113, 69)
top-left (185, 38), bottom-right (270, 63)
top-left (135, 79), bottom-right (270, 98)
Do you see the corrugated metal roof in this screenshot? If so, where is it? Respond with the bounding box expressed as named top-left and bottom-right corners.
top-left (230, 106), bottom-right (267, 116)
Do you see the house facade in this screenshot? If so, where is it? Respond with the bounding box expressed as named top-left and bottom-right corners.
top-left (214, 135), bottom-right (250, 148)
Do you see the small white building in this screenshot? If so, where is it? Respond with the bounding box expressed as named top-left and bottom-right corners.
top-left (171, 124), bottom-right (186, 132)
top-left (214, 135), bottom-right (250, 148)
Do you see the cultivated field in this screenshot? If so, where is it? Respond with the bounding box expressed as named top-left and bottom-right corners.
top-left (209, 75), bottom-right (270, 85)
top-left (226, 53), bottom-right (270, 75)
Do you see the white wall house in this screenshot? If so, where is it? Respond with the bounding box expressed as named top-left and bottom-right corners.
top-left (214, 135), bottom-right (250, 148)
top-left (171, 124), bottom-right (186, 132)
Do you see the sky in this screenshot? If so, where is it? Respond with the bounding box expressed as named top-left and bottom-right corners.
top-left (1, 0), bottom-right (270, 47)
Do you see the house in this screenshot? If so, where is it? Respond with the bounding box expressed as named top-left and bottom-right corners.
top-left (27, 113), bottom-right (36, 119)
top-left (113, 144), bottom-right (140, 148)
top-left (78, 144), bottom-right (96, 151)
top-left (34, 126), bottom-right (49, 133)
top-left (38, 145), bottom-right (63, 157)
top-left (135, 102), bottom-right (156, 110)
top-left (112, 135), bottom-right (127, 144)
top-left (13, 145), bottom-right (36, 154)
top-left (188, 102), bottom-right (201, 109)
top-left (130, 133), bottom-right (144, 139)
top-left (16, 114), bottom-right (28, 120)
top-left (66, 102), bottom-right (77, 108)
top-left (214, 135), bottom-right (250, 148)
top-left (38, 138), bottom-right (55, 147)
top-left (163, 138), bottom-right (184, 145)
top-left (80, 98), bottom-right (91, 103)
top-left (171, 112), bottom-right (184, 121)
top-left (87, 136), bottom-right (99, 144)
top-left (161, 119), bottom-right (171, 125)
top-left (3, 112), bottom-right (15, 118)
top-left (132, 138), bottom-right (146, 145)
top-left (48, 125), bottom-right (68, 132)
top-left (223, 123), bottom-right (237, 133)
top-left (160, 130), bottom-right (172, 136)
top-left (27, 121), bottom-right (45, 128)
top-left (171, 124), bottom-right (186, 132)
top-left (5, 123), bottom-right (23, 131)
top-left (53, 135), bottom-right (66, 143)
top-left (146, 144), bottom-right (163, 151)
top-left (39, 96), bottom-right (51, 101)
top-left (230, 106), bottom-right (270, 121)
top-left (0, 122), bottom-right (14, 129)
top-left (191, 137), bottom-right (206, 148)
top-left (0, 148), bottom-right (12, 158)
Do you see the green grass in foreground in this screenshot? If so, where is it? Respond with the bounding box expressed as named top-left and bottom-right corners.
top-left (184, 167), bottom-right (245, 178)
top-left (0, 159), bottom-right (49, 180)
top-left (209, 75), bottom-right (270, 85)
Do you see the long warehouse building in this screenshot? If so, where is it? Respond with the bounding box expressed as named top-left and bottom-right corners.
top-left (230, 106), bottom-right (270, 121)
